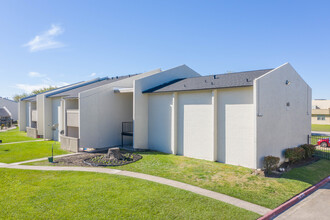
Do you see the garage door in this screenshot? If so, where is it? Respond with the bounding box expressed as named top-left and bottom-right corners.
top-left (225, 104), bottom-right (255, 168)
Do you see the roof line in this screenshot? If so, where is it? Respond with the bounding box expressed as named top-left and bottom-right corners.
top-left (20, 94), bottom-right (37, 101)
top-left (20, 80), bottom-right (85, 101)
top-left (0, 97), bottom-right (17, 103)
top-left (167, 68), bottom-right (273, 80)
top-left (45, 77), bottom-right (109, 98)
top-left (143, 78), bottom-right (185, 93)
top-left (218, 68), bottom-right (273, 76)
top-left (143, 68), bottom-right (273, 94)
top-left (144, 85), bottom-right (253, 94)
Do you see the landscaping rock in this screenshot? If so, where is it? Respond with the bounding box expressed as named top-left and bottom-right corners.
top-left (106, 148), bottom-right (123, 160)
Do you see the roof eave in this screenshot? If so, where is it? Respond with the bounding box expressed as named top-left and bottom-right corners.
top-left (145, 85), bottom-right (254, 94)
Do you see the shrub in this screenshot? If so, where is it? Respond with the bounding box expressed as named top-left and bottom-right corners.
top-left (285, 147), bottom-right (305, 163)
top-left (300, 144), bottom-right (316, 159)
top-left (263, 156), bottom-right (280, 174)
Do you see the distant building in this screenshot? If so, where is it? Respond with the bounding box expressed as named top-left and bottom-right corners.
top-left (0, 97), bottom-right (18, 121)
top-left (0, 107), bottom-right (12, 127)
top-left (312, 100), bottom-right (330, 125)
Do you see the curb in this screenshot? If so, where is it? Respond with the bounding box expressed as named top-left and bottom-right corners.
top-left (259, 176), bottom-right (330, 220)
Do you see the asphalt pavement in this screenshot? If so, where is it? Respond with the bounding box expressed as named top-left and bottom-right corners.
top-left (312, 131), bottom-right (330, 136)
top-left (275, 182), bottom-right (330, 220)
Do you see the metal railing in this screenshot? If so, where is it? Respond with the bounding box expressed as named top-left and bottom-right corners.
top-left (308, 134), bottom-right (330, 160)
top-left (122, 122), bottom-right (133, 134)
top-left (121, 122), bottom-right (133, 147)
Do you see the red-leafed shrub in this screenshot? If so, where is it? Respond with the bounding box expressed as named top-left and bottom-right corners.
top-left (300, 144), bottom-right (316, 159)
top-left (285, 147), bottom-right (305, 163)
top-left (263, 156), bottom-right (280, 174)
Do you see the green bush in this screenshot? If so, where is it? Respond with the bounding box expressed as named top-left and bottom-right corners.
top-left (300, 144), bottom-right (316, 159)
top-left (263, 156), bottom-right (280, 174)
top-left (285, 147), bottom-right (305, 163)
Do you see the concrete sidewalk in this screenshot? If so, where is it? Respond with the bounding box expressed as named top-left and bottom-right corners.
top-left (7, 153), bottom-right (81, 165)
top-left (275, 182), bottom-right (330, 220)
top-left (0, 161), bottom-right (271, 215)
top-left (0, 126), bottom-right (17, 132)
top-left (0, 140), bottom-right (45, 145)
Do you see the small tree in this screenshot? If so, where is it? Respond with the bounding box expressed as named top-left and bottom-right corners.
top-left (13, 86), bottom-right (57, 102)
top-left (13, 93), bottom-right (29, 102)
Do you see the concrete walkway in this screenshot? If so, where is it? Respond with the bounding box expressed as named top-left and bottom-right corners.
top-left (0, 160), bottom-right (271, 215)
top-left (275, 182), bottom-right (330, 220)
top-left (0, 126), bottom-right (17, 132)
top-left (8, 153), bottom-right (81, 165)
top-left (0, 139), bottom-right (45, 145)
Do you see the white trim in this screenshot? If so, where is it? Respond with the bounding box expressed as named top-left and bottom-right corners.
top-left (171, 92), bottom-right (178, 154)
top-left (212, 89), bottom-right (218, 161)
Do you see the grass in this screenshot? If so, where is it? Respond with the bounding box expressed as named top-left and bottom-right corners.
top-left (282, 159), bottom-right (330, 184)
top-left (315, 148), bottom-right (330, 159)
top-left (0, 127), bottom-right (37, 143)
top-left (312, 124), bottom-right (330, 132)
top-left (0, 168), bottom-right (260, 219)
top-left (110, 153), bottom-right (330, 209)
top-left (0, 141), bottom-right (69, 163)
top-left (27, 151), bottom-right (330, 209)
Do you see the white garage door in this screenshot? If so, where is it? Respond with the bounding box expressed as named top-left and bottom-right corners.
top-left (177, 91), bottom-right (214, 161)
top-left (225, 104), bottom-right (255, 168)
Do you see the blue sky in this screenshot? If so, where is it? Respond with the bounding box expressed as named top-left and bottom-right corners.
top-left (0, 0), bottom-right (329, 99)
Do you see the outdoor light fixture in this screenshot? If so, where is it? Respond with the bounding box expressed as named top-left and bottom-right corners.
top-left (285, 80), bottom-right (291, 85)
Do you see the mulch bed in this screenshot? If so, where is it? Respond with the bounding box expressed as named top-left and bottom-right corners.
top-left (84, 153), bottom-right (142, 167)
top-left (50, 150), bottom-right (142, 167)
top-left (265, 156), bottom-right (320, 178)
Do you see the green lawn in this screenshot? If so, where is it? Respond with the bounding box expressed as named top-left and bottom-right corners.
top-left (282, 159), bottom-right (330, 184)
top-left (111, 152), bottom-right (329, 209)
top-left (27, 151), bottom-right (330, 209)
top-left (0, 168), bottom-right (260, 220)
top-left (0, 127), bottom-right (37, 143)
top-left (312, 124), bottom-right (330, 132)
top-left (0, 141), bottom-right (69, 163)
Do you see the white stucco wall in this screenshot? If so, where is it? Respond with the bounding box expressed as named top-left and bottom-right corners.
top-left (177, 91), bottom-right (214, 161)
top-left (255, 63), bottom-right (311, 168)
top-left (225, 104), bottom-right (255, 168)
top-left (65, 99), bottom-right (78, 109)
top-left (148, 93), bottom-right (173, 153)
top-left (217, 87), bottom-right (254, 163)
top-left (51, 97), bottom-right (61, 141)
top-left (36, 95), bottom-right (44, 136)
top-left (67, 110), bottom-right (79, 127)
top-left (18, 101), bottom-right (27, 131)
top-left (147, 87), bottom-right (254, 164)
top-left (67, 127), bottom-right (79, 138)
top-left (79, 69), bottom-right (161, 149)
top-left (43, 97), bottom-right (53, 139)
top-left (134, 65), bottom-right (200, 149)
top-left (26, 102), bottom-right (31, 128)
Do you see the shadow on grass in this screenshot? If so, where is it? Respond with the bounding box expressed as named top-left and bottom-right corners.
top-left (280, 159), bottom-right (330, 185)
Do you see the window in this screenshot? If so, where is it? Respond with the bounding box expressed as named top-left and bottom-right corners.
top-left (317, 115), bottom-right (326, 120)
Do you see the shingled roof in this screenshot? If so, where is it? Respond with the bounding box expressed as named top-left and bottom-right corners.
top-left (47, 75), bottom-right (135, 99)
top-left (143, 69), bottom-right (273, 93)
